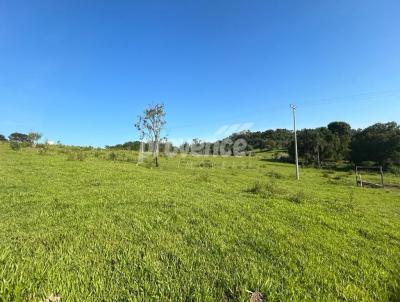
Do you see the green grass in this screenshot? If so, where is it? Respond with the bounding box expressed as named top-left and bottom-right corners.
top-left (0, 142), bottom-right (399, 301)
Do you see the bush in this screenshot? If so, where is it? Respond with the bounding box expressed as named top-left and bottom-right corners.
top-left (93, 151), bottom-right (101, 158)
top-left (289, 191), bottom-right (307, 203)
top-left (265, 170), bottom-right (284, 179)
top-left (321, 170), bottom-right (335, 178)
top-left (273, 151), bottom-right (286, 160)
top-left (108, 152), bottom-right (117, 161)
top-left (10, 141), bottom-right (21, 151)
top-left (67, 151), bottom-right (85, 161)
top-left (246, 181), bottom-right (283, 198)
top-left (125, 156), bottom-right (137, 163)
top-left (57, 148), bottom-right (68, 155)
top-left (198, 160), bottom-right (213, 168)
top-left (388, 165), bottom-right (400, 176)
top-left (321, 171), bottom-right (330, 178)
top-left (37, 145), bottom-right (49, 155)
top-left (360, 161), bottom-right (377, 167)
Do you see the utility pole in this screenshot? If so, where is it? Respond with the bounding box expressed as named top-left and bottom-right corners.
top-left (290, 104), bottom-right (300, 180)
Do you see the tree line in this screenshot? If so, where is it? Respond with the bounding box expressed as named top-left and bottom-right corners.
top-left (3, 121), bottom-right (399, 170)
top-left (0, 132), bottom-right (43, 150)
top-left (103, 121), bottom-right (399, 170)
top-left (0, 132), bottom-right (42, 144)
top-left (287, 121), bottom-right (400, 170)
top-left (228, 129), bottom-right (292, 150)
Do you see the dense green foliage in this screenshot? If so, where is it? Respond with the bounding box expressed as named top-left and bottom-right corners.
top-left (0, 135), bottom-right (7, 141)
top-left (229, 129), bottom-right (292, 150)
top-left (75, 121), bottom-right (400, 170)
top-left (0, 142), bottom-right (399, 301)
top-left (287, 122), bottom-right (400, 169)
top-left (106, 141), bottom-right (172, 153)
top-left (8, 132), bottom-right (30, 143)
top-left (351, 122), bottom-right (400, 167)
top-left (106, 141), bottom-right (142, 151)
top-left (287, 122), bottom-right (352, 165)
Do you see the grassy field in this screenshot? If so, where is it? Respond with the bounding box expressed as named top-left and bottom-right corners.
top-left (0, 142), bottom-right (399, 301)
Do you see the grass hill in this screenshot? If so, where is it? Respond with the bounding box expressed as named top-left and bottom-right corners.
top-left (0, 142), bottom-right (399, 301)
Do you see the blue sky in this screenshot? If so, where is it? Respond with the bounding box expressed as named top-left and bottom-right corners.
top-left (1, 0), bottom-right (399, 146)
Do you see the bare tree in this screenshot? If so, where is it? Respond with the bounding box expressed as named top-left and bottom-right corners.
top-left (135, 104), bottom-right (166, 167)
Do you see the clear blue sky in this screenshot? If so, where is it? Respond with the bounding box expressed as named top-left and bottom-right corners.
top-left (1, 0), bottom-right (399, 146)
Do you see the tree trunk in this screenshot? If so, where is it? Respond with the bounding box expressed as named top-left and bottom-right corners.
top-left (154, 140), bottom-right (159, 167)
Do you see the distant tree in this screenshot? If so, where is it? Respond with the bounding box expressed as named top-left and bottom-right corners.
top-left (229, 128), bottom-right (292, 151)
top-left (178, 141), bottom-right (190, 155)
top-left (288, 129), bottom-right (319, 165)
top-left (8, 132), bottom-right (30, 143)
top-left (288, 125), bottom-right (349, 165)
top-left (106, 141), bottom-right (142, 151)
top-left (135, 103), bottom-right (166, 167)
top-left (266, 129), bottom-right (292, 149)
top-left (28, 132), bottom-right (42, 146)
top-left (327, 121), bottom-right (351, 160)
top-left (314, 127), bottom-right (332, 165)
top-left (0, 134), bottom-right (7, 141)
top-left (264, 140), bottom-right (277, 151)
top-left (191, 138), bottom-right (205, 155)
top-left (350, 122), bottom-right (400, 167)
top-left (327, 121), bottom-right (351, 137)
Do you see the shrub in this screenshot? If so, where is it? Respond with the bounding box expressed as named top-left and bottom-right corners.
top-left (246, 181), bottom-right (283, 198)
top-left (67, 151), bottom-right (85, 161)
top-left (198, 160), bottom-right (213, 168)
top-left (140, 156), bottom-right (157, 168)
top-left (125, 156), bottom-right (137, 163)
top-left (10, 141), bottom-right (21, 151)
top-left (57, 149), bottom-right (68, 155)
top-left (289, 191), bottom-right (307, 203)
top-left (360, 161), bottom-right (377, 167)
top-left (388, 165), bottom-right (400, 176)
top-left (37, 146), bottom-right (48, 155)
top-left (108, 152), bottom-right (117, 161)
top-left (321, 171), bottom-right (330, 178)
top-left (273, 151), bottom-right (284, 160)
top-left (76, 152), bottom-right (85, 161)
top-left (265, 170), bottom-right (284, 179)
top-left (322, 170), bottom-right (335, 178)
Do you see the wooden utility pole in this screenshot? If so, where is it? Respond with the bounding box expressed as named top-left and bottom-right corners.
top-left (290, 104), bottom-right (300, 180)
